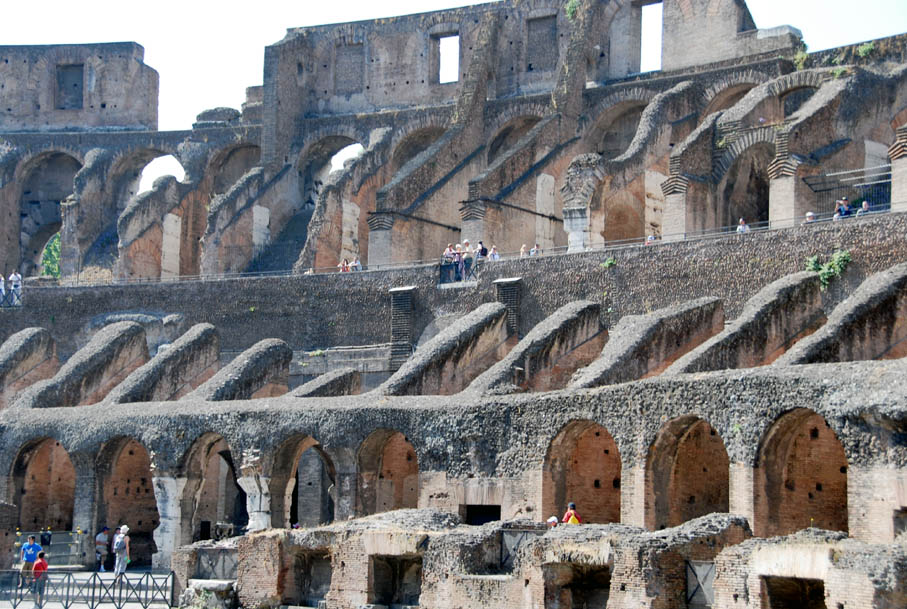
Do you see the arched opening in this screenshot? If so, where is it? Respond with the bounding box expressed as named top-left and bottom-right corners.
top-left (181, 433), bottom-right (247, 542)
top-left (210, 145), bottom-right (261, 196)
top-left (269, 435), bottom-right (336, 529)
top-left (18, 152), bottom-right (82, 276)
top-left (703, 84), bottom-right (757, 118)
top-left (591, 102), bottom-right (647, 159)
top-left (487, 117), bottom-right (541, 164)
top-left (391, 127), bottom-right (446, 173)
top-left (298, 136), bottom-right (364, 208)
top-left (96, 437), bottom-right (159, 566)
top-left (602, 196), bottom-right (645, 243)
top-left (721, 142), bottom-right (773, 229)
top-left (780, 86), bottom-right (817, 119)
top-left (754, 409), bottom-right (848, 538)
top-left (137, 155), bottom-right (186, 195)
top-left (543, 421), bottom-right (621, 524)
top-left (357, 430), bottom-right (419, 516)
top-left (645, 416), bottom-right (729, 530)
top-left (11, 438), bottom-right (75, 530)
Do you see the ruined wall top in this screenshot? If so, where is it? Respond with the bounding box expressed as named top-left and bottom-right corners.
top-left (0, 42), bottom-right (158, 133)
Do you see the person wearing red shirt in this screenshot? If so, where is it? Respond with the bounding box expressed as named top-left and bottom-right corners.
top-left (31, 551), bottom-right (48, 607)
top-left (562, 502), bottom-right (582, 524)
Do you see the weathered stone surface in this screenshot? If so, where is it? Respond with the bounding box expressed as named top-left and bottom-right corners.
top-left (570, 297), bottom-right (724, 388)
top-left (184, 338), bottom-right (291, 401)
top-left (291, 366), bottom-right (361, 397)
top-left (0, 327), bottom-right (58, 410)
top-left (775, 262), bottom-right (907, 365)
top-left (466, 300), bottom-right (603, 394)
top-left (668, 271), bottom-right (824, 373)
top-left (12, 321), bottom-right (148, 408)
top-left (104, 323), bottom-right (220, 403)
top-left (375, 302), bottom-right (510, 396)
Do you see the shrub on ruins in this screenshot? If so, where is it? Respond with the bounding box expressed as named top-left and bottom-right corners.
top-left (806, 250), bottom-right (851, 290)
top-left (41, 233), bottom-right (61, 278)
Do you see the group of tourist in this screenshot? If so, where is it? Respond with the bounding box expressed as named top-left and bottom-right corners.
top-left (337, 257), bottom-right (363, 272)
top-left (94, 525), bottom-right (131, 578)
top-left (832, 196), bottom-right (872, 221)
top-left (1, 270), bottom-right (22, 305)
top-left (546, 502), bottom-right (584, 528)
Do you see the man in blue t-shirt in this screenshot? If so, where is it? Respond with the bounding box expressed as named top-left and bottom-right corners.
top-left (20, 535), bottom-right (42, 576)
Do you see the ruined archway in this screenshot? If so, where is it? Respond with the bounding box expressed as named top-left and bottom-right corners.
top-left (392, 127), bottom-right (446, 172)
top-left (754, 408), bottom-right (848, 538)
top-left (645, 416), bottom-right (729, 530)
top-left (96, 437), bottom-right (159, 565)
top-left (703, 83), bottom-right (757, 117)
top-left (720, 142), bottom-right (773, 229)
top-left (601, 195), bottom-right (645, 243)
top-left (487, 116), bottom-right (541, 164)
top-left (589, 101), bottom-right (648, 159)
top-left (543, 420), bottom-right (621, 524)
top-left (18, 152), bottom-right (82, 276)
top-left (11, 438), bottom-right (75, 530)
top-left (357, 430), bottom-right (419, 516)
top-left (779, 86), bottom-right (818, 119)
top-left (269, 434), bottom-right (337, 528)
top-left (181, 433), bottom-right (247, 542)
top-left (211, 144), bottom-right (262, 195)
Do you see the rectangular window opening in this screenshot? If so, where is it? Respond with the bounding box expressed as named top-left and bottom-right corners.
top-left (55, 64), bottom-right (84, 110)
top-left (640, 2), bottom-right (663, 73)
top-left (460, 504), bottom-right (501, 526)
top-left (438, 35), bottom-right (460, 84)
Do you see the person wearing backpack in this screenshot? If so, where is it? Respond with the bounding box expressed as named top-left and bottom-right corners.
top-left (562, 502), bottom-right (582, 524)
top-left (112, 525), bottom-right (130, 582)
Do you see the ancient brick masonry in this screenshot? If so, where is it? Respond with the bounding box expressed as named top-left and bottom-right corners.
top-left (1, 0), bottom-right (907, 607)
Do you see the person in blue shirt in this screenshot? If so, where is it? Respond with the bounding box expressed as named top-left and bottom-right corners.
top-left (20, 535), bottom-right (42, 577)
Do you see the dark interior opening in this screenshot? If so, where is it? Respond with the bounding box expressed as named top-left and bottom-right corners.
top-left (894, 508), bottom-right (907, 538)
top-left (462, 504), bottom-right (501, 526)
top-left (294, 551), bottom-right (332, 607)
top-left (763, 576), bottom-right (827, 609)
top-left (369, 555), bottom-right (422, 606)
top-left (199, 521), bottom-right (211, 541)
top-left (544, 564), bottom-right (611, 609)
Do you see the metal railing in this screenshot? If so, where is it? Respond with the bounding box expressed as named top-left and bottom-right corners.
top-left (26, 198), bottom-right (905, 289)
top-left (802, 163), bottom-right (892, 216)
top-left (0, 570), bottom-right (173, 609)
top-left (0, 290), bottom-right (22, 309)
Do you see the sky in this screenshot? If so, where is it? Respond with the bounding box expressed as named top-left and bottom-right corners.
top-left (2, 0), bottom-right (906, 186)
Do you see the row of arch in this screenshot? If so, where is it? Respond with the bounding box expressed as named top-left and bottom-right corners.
top-left (9, 406), bottom-right (847, 566)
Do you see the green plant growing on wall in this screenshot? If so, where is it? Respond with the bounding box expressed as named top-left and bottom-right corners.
top-left (832, 67), bottom-right (848, 79)
top-left (856, 41), bottom-right (875, 58)
top-left (40, 232), bottom-right (61, 278)
top-left (600, 257), bottom-right (617, 269)
top-left (805, 249), bottom-right (852, 289)
top-left (565, 0), bottom-right (580, 21)
top-left (793, 45), bottom-right (810, 71)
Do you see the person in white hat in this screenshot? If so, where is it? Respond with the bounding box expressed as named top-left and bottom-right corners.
top-left (112, 525), bottom-right (130, 581)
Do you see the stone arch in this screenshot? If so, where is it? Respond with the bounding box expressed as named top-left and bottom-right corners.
top-left (601, 193), bottom-right (645, 243)
top-left (208, 144), bottom-right (262, 196)
top-left (583, 89), bottom-right (656, 158)
top-left (543, 420), bottom-right (621, 525)
top-left (356, 429), bottom-right (419, 516)
top-left (703, 83), bottom-right (759, 118)
top-left (268, 434), bottom-right (337, 528)
top-left (486, 115), bottom-right (542, 164)
top-left (17, 151), bottom-right (83, 276)
top-left (390, 127), bottom-right (446, 173)
top-left (718, 140), bottom-right (775, 228)
top-left (645, 415), bottom-right (729, 530)
top-left (95, 436), bottom-right (159, 565)
top-left (180, 432), bottom-right (247, 542)
top-left (10, 437), bottom-right (75, 530)
top-left (754, 408), bottom-right (848, 538)
top-left (296, 135), bottom-right (363, 208)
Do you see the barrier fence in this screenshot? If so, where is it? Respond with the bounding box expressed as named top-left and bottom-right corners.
top-left (0, 570), bottom-right (173, 609)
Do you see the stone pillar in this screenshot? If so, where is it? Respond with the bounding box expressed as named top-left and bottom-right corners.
top-left (889, 125), bottom-right (907, 213)
top-left (332, 459), bottom-right (358, 522)
top-left (366, 212), bottom-right (395, 268)
top-left (389, 286), bottom-right (416, 371)
top-left (729, 463), bottom-right (755, 530)
top-left (660, 166), bottom-right (691, 241)
top-left (563, 207), bottom-right (589, 252)
top-left (766, 132), bottom-right (805, 228)
top-left (152, 475), bottom-right (187, 570)
top-left (237, 474), bottom-right (271, 532)
top-left (459, 199), bottom-right (486, 245)
top-left (494, 277), bottom-right (522, 336)
top-left (620, 464), bottom-right (646, 528)
top-left (70, 455), bottom-right (97, 567)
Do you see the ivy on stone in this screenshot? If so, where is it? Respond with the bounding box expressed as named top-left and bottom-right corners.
top-left (805, 249), bottom-right (851, 290)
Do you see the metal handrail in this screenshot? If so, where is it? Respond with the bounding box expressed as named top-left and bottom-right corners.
top-left (0, 570), bottom-right (173, 609)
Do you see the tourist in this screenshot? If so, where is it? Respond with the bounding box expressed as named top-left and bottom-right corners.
top-left (834, 198), bottom-right (852, 220)
top-left (32, 551), bottom-right (48, 607)
top-left (442, 244), bottom-right (455, 261)
top-left (646, 235), bottom-right (656, 245)
top-left (530, 243), bottom-right (541, 256)
top-left (112, 525), bottom-right (130, 582)
top-left (736, 218), bottom-right (750, 233)
top-left (520, 244), bottom-right (528, 259)
top-left (351, 256), bottom-right (362, 271)
top-left (546, 516), bottom-right (558, 529)
top-left (337, 259), bottom-right (350, 273)
top-left (562, 502), bottom-right (582, 524)
top-left (20, 535), bottom-right (42, 578)
top-left (0, 273), bottom-right (5, 302)
top-left (804, 211), bottom-right (816, 224)
top-left (857, 200), bottom-right (871, 217)
top-left (489, 245), bottom-right (500, 261)
top-left (454, 244), bottom-right (464, 281)
top-left (39, 528), bottom-right (51, 548)
top-left (476, 241), bottom-right (488, 258)
top-left (9, 269), bottom-right (21, 304)
top-left (95, 526), bottom-right (109, 572)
